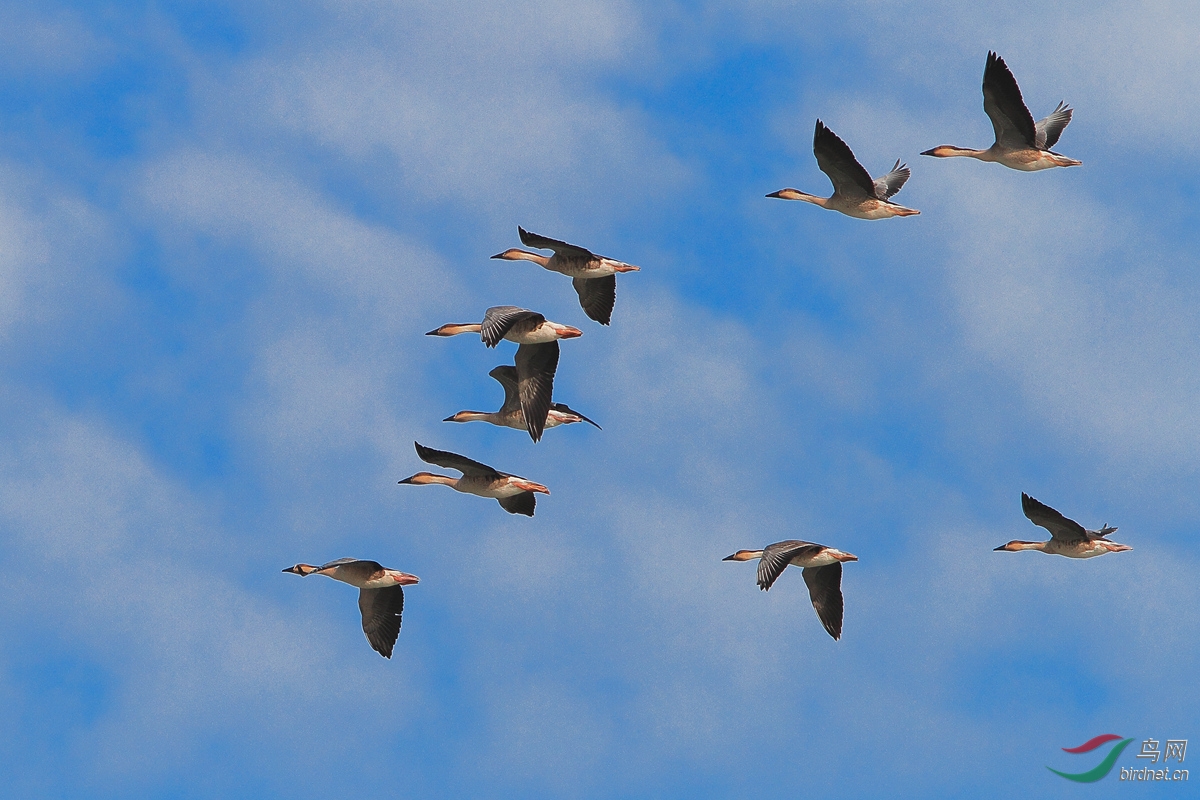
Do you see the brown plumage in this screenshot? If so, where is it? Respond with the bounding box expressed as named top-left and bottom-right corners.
top-left (282, 558), bottom-right (419, 658)
top-left (491, 228), bottom-right (641, 325)
top-left (993, 493), bottom-right (1131, 558)
top-left (921, 52), bottom-right (1079, 170)
top-left (398, 442), bottom-right (549, 516)
top-left (767, 120), bottom-right (919, 219)
top-left (723, 540), bottom-right (858, 640)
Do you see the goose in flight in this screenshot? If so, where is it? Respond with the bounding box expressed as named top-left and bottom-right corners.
top-left (994, 493), bottom-right (1131, 558)
top-left (767, 120), bottom-right (919, 219)
top-left (723, 540), bottom-right (858, 640)
top-left (444, 365), bottom-right (601, 435)
top-left (426, 306), bottom-right (582, 346)
top-left (398, 441), bottom-right (549, 516)
top-left (491, 228), bottom-right (640, 325)
top-left (282, 558), bottom-right (419, 658)
top-left (921, 52), bottom-right (1080, 170)
top-left (428, 307), bottom-right (571, 441)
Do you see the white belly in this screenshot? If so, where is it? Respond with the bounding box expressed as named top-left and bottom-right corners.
top-left (457, 475), bottom-right (522, 498)
top-left (995, 149), bottom-right (1062, 171)
top-left (795, 551), bottom-right (839, 567)
top-left (548, 255), bottom-right (616, 279)
top-left (506, 326), bottom-right (558, 344)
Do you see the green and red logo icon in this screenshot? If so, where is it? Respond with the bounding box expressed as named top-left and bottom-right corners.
top-left (1048, 734), bottom-right (1135, 782)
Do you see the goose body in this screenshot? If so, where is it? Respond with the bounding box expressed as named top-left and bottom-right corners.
top-left (445, 365), bottom-right (601, 434)
top-left (768, 120), bottom-right (919, 219)
top-left (426, 306), bottom-right (582, 346)
top-left (922, 52), bottom-right (1080, 171)
top-left (994, 493), bottom-right (1131, 558)
top-left (282, 558), bottom-right (419, 658)
top-left (398, 441), bottom-right (549, 516)
top-left (491, 228), bottom-right (640, 325)
top-left (723, 540), bottom-right (858, 640)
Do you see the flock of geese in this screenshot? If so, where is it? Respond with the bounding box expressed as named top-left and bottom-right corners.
top-left (284, 52), bottom-right (1129, 657)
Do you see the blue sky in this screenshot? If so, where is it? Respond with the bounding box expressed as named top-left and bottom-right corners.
top-left (0, 1), bottom-right (1197, 797)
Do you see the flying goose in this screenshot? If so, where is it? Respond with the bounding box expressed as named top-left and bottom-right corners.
top-left (425, 306), bottom-right (582, 346)
top-left (994, 493), bottom-right (1131, 558)
top-left (767, 120), bottom-right (919, 219)
top-left (398, 441), bottom-right (549, 516)
top-left (282, 558), bottom-right (419, 658)
top-left (428, 306), bottom-right (575, 442)
top-left (723, 540), bottom-right (858, 639)
top-left (921, 52), bottom-right (1080, 170)
top-left (444, 365), bottom-right (601, 434)
top-left (491, 228), bottom-right (640, 325)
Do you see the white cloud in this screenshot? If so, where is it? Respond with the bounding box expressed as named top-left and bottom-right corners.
top-left (0, 5), bottom-right (114, 77)
top-left (0, 164), bottom-right (121, 346)
top-left (0, 395), bottom-right (429, 794)
top-left (181, 0), bottom-right (687, 233)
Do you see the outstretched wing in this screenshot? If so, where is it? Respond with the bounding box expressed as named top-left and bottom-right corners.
top-left (813, 120), bottom-right (876, 199)
top-left (872, 160), bottom-right (911, 200)
top-left (983, 51), bottom-right (1038, 149)
top-left (756, 540), bottom-right (822, 591)
top-left (1022, 492), bottom-right (1088, 543)
top-left (481, 306), bottom-right (543, 348)
top-left (518, 226), bottom-right (595, 259)
top-left (317, 557), bottom-right (367, 571)
top-left (515, 341), bottom-right (559, 442)
top-left (358, 585), bottom-right (404, 658)
top-left (1035, 101), bottom-right (1073, 150)
top-left (497, 492), bottom-right (536, 516)
top-left (572, 275), bottom-right (616, 325)
top-left (802, 563), bottom-right (845, 640)
top-left (488, 365), bottom-right (521, 413)
top-left (414, 441), bottom-right (499, 478)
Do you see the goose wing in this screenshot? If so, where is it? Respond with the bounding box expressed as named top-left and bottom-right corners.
top-left (497, 492), bottom-right (536, 516)
top-left (551, 402), bottom-right (601, 429)
top-left (317, 557), bottom-right (366, 570)
top-left (414, 441), bottom-right (500, 479)
top-left (872, 160), bottom-right (911, 200)
top-left (1087, 523), bottom-right (1119, 541)
top-left (481, 306), bottom-right (544, 348)
top-left (802, 563), bottom-right (845, 640)
top-left (572, 275), bottom-right (616, 325)
top-left (1034, 101), bottom-right (1073, 150)
top-left (515, 341), bottom-right (559, 442)
top-left (1022, 492), bottom-right (1087, 543)
top-left (756, 540), bottom-right (823, 591)
top-left (983, 51), bottom-right (1037, 149)
top-left (813, 120), bottom-right (876, 200)
top-left (488, 365), bottom-right (521, 414)
top-left (358, 585), bottom-right (404, 658)
top-left (518, 226), bottom-right (595, 259)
